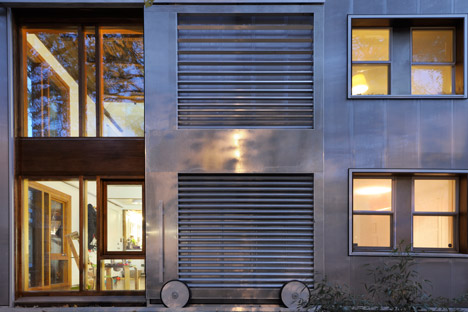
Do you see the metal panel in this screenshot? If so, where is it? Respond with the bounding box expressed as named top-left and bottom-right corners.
top-left (0, 7), bottom-right (9, 306)
top-left (145, 4), bottom-right (324, 303)
top-left (177, 174), bottom-right (314, 288)
top-left (177, 14), bottom-right (314, 129)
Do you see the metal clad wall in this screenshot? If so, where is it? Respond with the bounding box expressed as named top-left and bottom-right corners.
top-left (325, 0), bottom-right (468, 299)
top-left (145, 4), bottom-right (324, 301)
top-left (177, 174), bottom-right (314, 288)
top-left (0, 7), bottom-right (9, 306)
top-left (177, 14), bottom-right (314, 129)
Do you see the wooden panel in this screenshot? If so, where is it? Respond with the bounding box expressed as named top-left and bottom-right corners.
top-left (16, 138), bottom-right (144, 176)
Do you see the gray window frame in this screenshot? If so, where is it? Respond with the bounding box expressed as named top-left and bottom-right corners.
top-left (348, 15), bottom-right (468, 99)
top-left (349, 169), bottom-right (468, 258)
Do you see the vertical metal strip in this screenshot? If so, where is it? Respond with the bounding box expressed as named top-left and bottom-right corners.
top-left (158, 200), bottom-right (164, 283)
top-left (7, 7), bottom-right (15, 305)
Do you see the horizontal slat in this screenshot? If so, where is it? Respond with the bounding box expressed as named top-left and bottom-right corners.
top-left (179, 187), bottom-right (313, 191)
top-left (179, 238), bottom-right (313, 242)
top-left (179, 243), bottom-right (313, 247)
top-left (179, 266), bottom-right (312, 270)
top-left (178, 89), bottom-right (312, 92)
top-left (178, 38), bottom-right (312, 43)
top-left (179, 255), bottom-right (312, 259)
top-left (179, 221), bottom-right (313, 225)
top-left (178, 25), bottom-right (313, 30)
top-left (179, 260), bottom-right (313, 265)
top-left (179, 231), bottom-right (313, 237)
top-left (178, 61), bottom-right (313, 66)
top-left (178, 80), bottom-right (313, 84)
top-left (179, 272), bottom-right (312, 277)
top-left (178, 71), bottom-right (312, 75)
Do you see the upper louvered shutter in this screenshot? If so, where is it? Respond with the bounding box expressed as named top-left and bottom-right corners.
top-left (177, 14), bottom-right (314, 129)
top-left (178, 174), bottom-right (314, 288)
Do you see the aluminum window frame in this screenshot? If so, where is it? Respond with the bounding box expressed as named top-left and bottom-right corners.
top-left (349, 169), bottom-right (468, 258)
top-left (347, 15), bottom-right (468, 99)
top-left (410, 27), bottom-right (457, 95)
top-left (351, 176), bottom-right (395, 252)
top-left (351, 27), bottom-right (392, 96)
top-left (411, 176), bottom-right (459, 253)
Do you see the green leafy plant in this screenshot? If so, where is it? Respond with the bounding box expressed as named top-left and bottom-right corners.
top-left (306, 244), bottom-right (468, 311)
top-left (364, 244), bottom-right (435, 311)
top-left (307, 277), bottom-right (368, 312)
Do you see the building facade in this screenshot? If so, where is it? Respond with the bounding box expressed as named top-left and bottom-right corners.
top-left (0, 0), bottom-right (466, 309)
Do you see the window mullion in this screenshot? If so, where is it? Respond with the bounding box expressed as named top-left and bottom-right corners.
top-left (79, 176), bottom-right (84, 291)
top-left (78, 26), bottom-right (86, 137)
top-left (395, 176), bottom-right (412, 248)
top-left (95, 26), bottom-right (103, 138)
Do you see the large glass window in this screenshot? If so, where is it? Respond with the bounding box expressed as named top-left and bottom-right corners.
top-left (20, 178), bottom-right (145, 293)
top-left (411, 29), bottom-right (455, 95)
top-left (22, 180), bottom-right (80, 291)
top-left (351, 29), bottom-right (390, 95)
top-left (22, 25), bottom-right (144, 137)
top-left (352, 178), bottom-right (393, 248)
top-left (349, 17), bottom-right (466, 98)
top-left (351, 173), bottom-right (462, 254)
top-left (413, 179), bottom-right (457, 249)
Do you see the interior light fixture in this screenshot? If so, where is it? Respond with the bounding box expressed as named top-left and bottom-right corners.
top-left (355, 186), bottom-right (391, 195)
top-left (352, 73), bottom-right (369, 95)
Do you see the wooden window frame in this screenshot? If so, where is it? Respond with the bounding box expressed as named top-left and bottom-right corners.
top-left (16, 12), bottom-right (144, 138)
top-left (100, 180), bottom-right (145, 258)
top-left (22, 180), bottom-right (73, 291)
top-left (16, 176), bottom-right (145, 298)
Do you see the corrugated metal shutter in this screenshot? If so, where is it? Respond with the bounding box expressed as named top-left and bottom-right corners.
top-left (178, 174), bottom-right (314, 288)
top-left (177, 14), bottom-right (314, 129)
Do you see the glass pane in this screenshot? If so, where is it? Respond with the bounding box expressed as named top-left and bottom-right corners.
top-left (106, 184), bottom-right (143, 252)
top-left (25, 29), bottom-right (79, 137)
top-left (100, 259), bottom-right (145, 291)
top-left (352, 28), bottom-right (390, 61)
top-left (353, 178), bottom-right (392, 212)
top-left (101, 27), bottom-right (144, 137)
top-left (412, 29), bottom-right (453, 63)
top-left (413, 216), bottom-right (454, 248)
top-left (414, 179), bottom-right (456, 212)
top-left (352, 64), bottom-right (388, 95)
top-left (353, 215), bottom-right (391, 247)
top-left (51, 200), bottom-right (64, 254)
top-left (23, 180), bottom-right (80, 291)
top-left (85, 180), bottom-right (97, 290)
top-left (411, 65), bottom-right (452, 95)
top-left (85, 28), bottom-right (97, 137)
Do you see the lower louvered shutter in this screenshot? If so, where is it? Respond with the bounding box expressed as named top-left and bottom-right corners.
top-left (178, 174), bottom-right (314, 289)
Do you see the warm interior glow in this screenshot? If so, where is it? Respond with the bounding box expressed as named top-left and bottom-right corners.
top-left (355, 186), bottom-right (391, 195)
top-left (352, 73), bottom-right (369, 95)
top-left (353, 215), bottom-right (391, 247)
top-left (353, 178), bottom-right (392, 211)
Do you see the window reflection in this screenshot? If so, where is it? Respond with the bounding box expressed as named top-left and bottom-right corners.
top-left (411, 29), bottom-right (455, 95)
top-left (23, 26), bottom-right (144, 137)
top-left (102, 27), bottom-right (144, 137)
top-left (26, 29), bottom-right (79, 137)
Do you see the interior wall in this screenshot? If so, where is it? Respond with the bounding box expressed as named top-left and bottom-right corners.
top-left (324, 0), bottom-right (468, 299)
